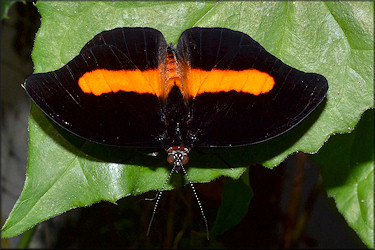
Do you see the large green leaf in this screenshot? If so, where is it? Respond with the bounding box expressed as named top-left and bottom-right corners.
top-left (2, 1), bottom-right (373, 241)
top-left (210, 173), bottom-right (253, 237)
top-left (1, 0), bottom-right (15, 20)
top-left (312, 109), bottom-right (374, 248)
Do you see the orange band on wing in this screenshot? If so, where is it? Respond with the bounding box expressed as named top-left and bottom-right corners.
top-left (78, 69), bottom-right (161, 96)
top-left (188, 68), bottom-right (275, 97)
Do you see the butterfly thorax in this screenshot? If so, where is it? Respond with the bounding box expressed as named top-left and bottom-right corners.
top-left (165, 45), bottom-right (179, 84)
top-left (163, 45), bottom-right (185, 97)
top-left (161, 45), bottom-right (191, 151)
top-left (163, 84), bottom-right (190, 149)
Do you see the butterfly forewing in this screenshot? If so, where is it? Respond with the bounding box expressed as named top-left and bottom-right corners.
top-left (175, 27), bottom-right (328, 147)
top-left (25, 28), bottom-right (168, 147)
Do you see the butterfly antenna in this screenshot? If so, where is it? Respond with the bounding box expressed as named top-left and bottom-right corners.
top-left (147, 163), bottom-right (177, 236)
top-left (180, 164), bottom-right (210, 240)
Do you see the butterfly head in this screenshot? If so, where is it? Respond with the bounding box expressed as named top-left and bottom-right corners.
top-left (166, 146), bottom-right (189, 171)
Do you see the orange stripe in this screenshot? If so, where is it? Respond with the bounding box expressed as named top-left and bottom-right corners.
top-left (187, 68), bottom-right (275, 97)
top-left (78, 69), bottom-right (161, 96)
top-left (78, 68), bottom-right (275, 98)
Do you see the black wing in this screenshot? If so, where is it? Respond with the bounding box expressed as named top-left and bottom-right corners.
top-left (176, 27), bottom-right (328, 147)
top-left (25, 27), bottom-right (167, 147)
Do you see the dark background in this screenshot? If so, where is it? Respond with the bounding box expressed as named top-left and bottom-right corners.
top-left (1, 2), bottom-right (366, 248)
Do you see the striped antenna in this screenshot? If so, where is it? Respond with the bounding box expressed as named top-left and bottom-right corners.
top-left (179, 163), bottom-right (210, 240)
top-left (147, 148), bottom-right (209, 240)
top-left (147, 163), bottom-right (177, 236)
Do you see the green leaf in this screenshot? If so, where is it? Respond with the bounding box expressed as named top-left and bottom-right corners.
top-left (211, 173), bottom-right (252, 237)
top-left (2, 1), bottom-right (373, 239)
top-left (312, 109), bottom-right (374, 248)
top-left (1, 0), bottom-right (15, 20)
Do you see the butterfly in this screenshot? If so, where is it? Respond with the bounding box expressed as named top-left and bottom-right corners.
top-left (24, 27), bottom-right (328, 239)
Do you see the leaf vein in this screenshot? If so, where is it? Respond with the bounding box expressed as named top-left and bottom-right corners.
top-left (192, 0), bottom-right (223, 27)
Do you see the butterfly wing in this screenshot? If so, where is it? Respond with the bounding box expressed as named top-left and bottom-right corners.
top-left (25, 27), bottom-right (167, 147)
top-left (176, 27), bottom-right (328, 147)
